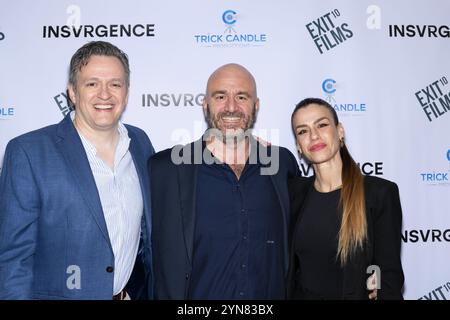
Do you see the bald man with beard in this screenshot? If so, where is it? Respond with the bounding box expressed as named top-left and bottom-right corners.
top-left (149, 64), bottom-right (299, 299)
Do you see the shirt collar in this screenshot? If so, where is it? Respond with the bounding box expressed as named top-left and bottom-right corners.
top-left (70, 110), bottom-right (130, 157)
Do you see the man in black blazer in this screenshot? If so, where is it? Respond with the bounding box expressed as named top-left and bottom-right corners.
top-left (149, 64), bottom-right (299, 299)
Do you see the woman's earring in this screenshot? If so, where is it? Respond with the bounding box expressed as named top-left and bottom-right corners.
top-left (340, 137), bottom-right (344, 148)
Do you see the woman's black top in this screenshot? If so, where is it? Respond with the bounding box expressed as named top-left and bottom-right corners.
top-left (293, 187), bottom-right (343, 299)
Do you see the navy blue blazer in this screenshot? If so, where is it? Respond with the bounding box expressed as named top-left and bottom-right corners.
top-left (287, 175), bottom-right (404, 300)
top-left (149, 138), bottom-right (299, 299)
top-left (0, 114), bottom-right (154, 299)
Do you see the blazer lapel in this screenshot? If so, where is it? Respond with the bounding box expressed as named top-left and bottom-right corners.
top-left (128, 132), bottom-right (152, 240)
top-left (270, 174), bottom-right (290, 272)
top-left (177, 140), bottom-right (201, 265)
top-left (56, 115), bottom-right (111, 246)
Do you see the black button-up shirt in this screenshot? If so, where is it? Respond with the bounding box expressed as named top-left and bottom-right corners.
top-left (189, 146), bottom-right (285, 299)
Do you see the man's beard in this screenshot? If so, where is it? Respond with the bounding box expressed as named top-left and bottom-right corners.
top-left (205, 104), bottom-right (257, 143)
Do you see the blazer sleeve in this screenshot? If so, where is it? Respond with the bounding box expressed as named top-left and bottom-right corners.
top-left (0, 140), bottom-right (40, 299)
top-left (371, 181), bottom-right (405, 300)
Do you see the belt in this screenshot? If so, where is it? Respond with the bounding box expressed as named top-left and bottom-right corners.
top-left (113, 289), bottom-right (127, 300)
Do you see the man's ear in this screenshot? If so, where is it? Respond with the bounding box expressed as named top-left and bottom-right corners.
top-left (68, 84), bottom-right (76, 105)
top-left (255, 98), bottom-right (260, 112)
top-left (202, 98), bottom-right (208, 116)
top-left (124, 90), bottom-right (129, 107)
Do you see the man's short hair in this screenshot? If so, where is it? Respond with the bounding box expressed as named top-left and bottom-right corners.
top-left (68, 41), bottom-right (130, 90)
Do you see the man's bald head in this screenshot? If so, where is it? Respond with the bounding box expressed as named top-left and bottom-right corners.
top-left (205, 63), bottom-right (257, 98)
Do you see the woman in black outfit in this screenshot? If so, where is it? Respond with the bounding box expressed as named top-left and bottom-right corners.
top-left (287, 98), bottom-right (404, 300)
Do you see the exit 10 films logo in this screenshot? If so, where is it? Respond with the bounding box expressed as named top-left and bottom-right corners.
top-left (194, 9), bottom-right (267, 48)
top-left (419, 281), bottom-right (450, 300)
top-left (322, 78), bottom-right (367, 116)
top-left (306, 9), bottom-right (353, 54)
top-left (414, 76), bottom-right (450, 122)
top-left (53, 91), bottom-right (74, 117)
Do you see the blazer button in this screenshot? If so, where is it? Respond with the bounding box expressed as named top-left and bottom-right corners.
top-left (106, 266), bottom-right (114, 273)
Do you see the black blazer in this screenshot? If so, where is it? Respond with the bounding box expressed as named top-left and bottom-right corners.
top-left (287, 175), bottom-right (404, 300)
top-left (149, 138), bottom-right (299, 299)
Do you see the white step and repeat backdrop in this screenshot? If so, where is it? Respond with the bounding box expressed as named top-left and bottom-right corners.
top-left (1, 0), bottom-right (449, 300)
